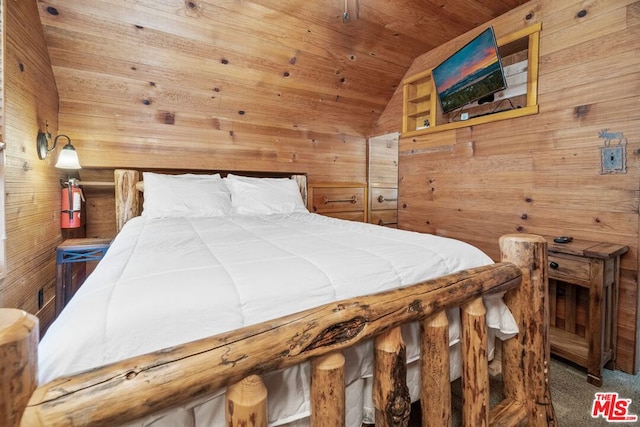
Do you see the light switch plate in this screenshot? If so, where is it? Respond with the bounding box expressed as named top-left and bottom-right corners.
top-left (600, 145), bottom-right (626, 174)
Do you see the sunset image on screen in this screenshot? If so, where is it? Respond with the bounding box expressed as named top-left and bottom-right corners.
top-left (432, 27), bottom-right (506, 113)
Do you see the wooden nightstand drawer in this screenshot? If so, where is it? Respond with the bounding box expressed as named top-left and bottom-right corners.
top-left (311, 187), bottom-right (365, 214)
top-left (370, 188), bottom-right (397, 211)
top-left (322, 211), bottom-right (365, 222)
top-left (370, 210), bottom-right (397, 227)
top-left (548, 253), bottom-right (591, 286)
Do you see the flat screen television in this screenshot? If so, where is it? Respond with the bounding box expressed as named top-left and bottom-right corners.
top-left (431, 26), bottom-right (507, 114)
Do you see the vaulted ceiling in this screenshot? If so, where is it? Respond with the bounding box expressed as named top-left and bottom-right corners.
top-left (36, 0), bottom-right (529, 137)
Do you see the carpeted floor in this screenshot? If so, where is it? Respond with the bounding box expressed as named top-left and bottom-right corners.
top-left (406, 356), bottom-right (639, 426)
top-left (546, 356), bottom-right (639, 426)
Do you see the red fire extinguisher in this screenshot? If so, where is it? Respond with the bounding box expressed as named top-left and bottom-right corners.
top-left (61, 178), bottom-right (83, 229)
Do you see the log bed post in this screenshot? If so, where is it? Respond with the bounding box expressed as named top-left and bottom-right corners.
top-left (311, 351), bottom-right (346, 426)
top-left (374, 327), bottom-right (411, 427)
top-left (225, 375), bottom-right (267, 427)
top-left (461, 297), bottom-right (490, 426)
top-left (420, 310), bottom-right (451, 426)
top-left (0, 309), bottom-right (38, 427)
top-left (114, 169), bottom-right (141, 233)
top-left (496, 234), bottom-right (556, 426)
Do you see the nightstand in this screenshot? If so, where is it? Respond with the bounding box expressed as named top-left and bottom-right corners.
top-left (545, 236), bottom-right (628, 386)
top-left (56, 238), bottom-right (111, 315)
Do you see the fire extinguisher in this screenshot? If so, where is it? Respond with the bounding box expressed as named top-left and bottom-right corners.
top-left (61, 178), bottom-right (83, 229)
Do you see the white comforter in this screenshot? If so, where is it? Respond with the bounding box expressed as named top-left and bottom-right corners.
top-left (39, 213), bottom-right (517, 426)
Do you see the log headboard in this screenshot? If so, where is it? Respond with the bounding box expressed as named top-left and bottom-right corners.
top-left (114, 169), bottom-right (308, 233)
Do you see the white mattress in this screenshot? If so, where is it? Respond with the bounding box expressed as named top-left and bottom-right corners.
top-left (39, 212), bottom-right (517, 426)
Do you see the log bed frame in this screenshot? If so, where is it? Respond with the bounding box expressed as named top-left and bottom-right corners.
top-left (0, 169), bottom-right (556, 426)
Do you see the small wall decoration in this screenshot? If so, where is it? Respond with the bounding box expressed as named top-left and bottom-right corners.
top-left (599, 129), bottom-right (627, 174)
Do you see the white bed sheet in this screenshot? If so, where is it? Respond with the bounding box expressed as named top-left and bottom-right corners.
top-left (39, 212), bottom-right (517, 426)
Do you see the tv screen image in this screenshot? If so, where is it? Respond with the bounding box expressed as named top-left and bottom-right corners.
top-left (431, 26), bottom-right (507, 114)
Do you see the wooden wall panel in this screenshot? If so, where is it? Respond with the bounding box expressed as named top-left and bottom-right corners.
top-left (2, 0), bottom-right (61, 334)
top-left (379, 0), bottom-right (640, 373)
top-left (64, 116), bottom-right (367, 184)
top-left (73, 117), bottom-right (367, 239)
top-left (368, 133), bottom-right (399, 187)
top-left (84, 187), bottom-right (116, 238)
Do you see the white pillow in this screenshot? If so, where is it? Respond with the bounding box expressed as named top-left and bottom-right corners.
top-left (141, 172), bottom-right (232, 218)
top-left (225, 174), bottom-right (307, 215)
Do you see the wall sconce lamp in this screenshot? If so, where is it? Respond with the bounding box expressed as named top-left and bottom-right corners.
top-left (36, 131), bottom-right (82, 169)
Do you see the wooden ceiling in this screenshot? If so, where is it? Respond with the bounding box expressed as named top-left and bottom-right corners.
top-left (36, 0), bottom-right (529, 137)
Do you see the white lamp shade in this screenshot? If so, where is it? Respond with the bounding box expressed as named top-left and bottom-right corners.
top-left (55, 144), bottom-right (81, 169)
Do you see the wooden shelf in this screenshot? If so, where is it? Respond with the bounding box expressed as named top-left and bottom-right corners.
top-left (407, 94), bottom-right (431, 104)
top-left (401, 23), bottom-right (541, 137)
top-left (406, 108), bottom-right (432, 119)
top-left (403, 105), bottom-right (538, 137)
top-left (550, 326), bottom-right (588, 367)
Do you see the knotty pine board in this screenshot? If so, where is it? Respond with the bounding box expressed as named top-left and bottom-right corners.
top-left (2, 0), bottom-right (60, 336)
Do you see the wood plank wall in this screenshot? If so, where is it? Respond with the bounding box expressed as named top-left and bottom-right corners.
top-left (2, 0), bottom-right (61, 333)
top-left (374, 0), bottom-right (640, 374)
top-left (74, 129), bottom-right (366, 185)
top-left (47, 4), bottom-right (369, 190)
top-left (76, 122), bottom-right (367, 236)
top-left (67, 74), bottom-right (367, 238)
top-left (75, 129), bottom-right (367, 239)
